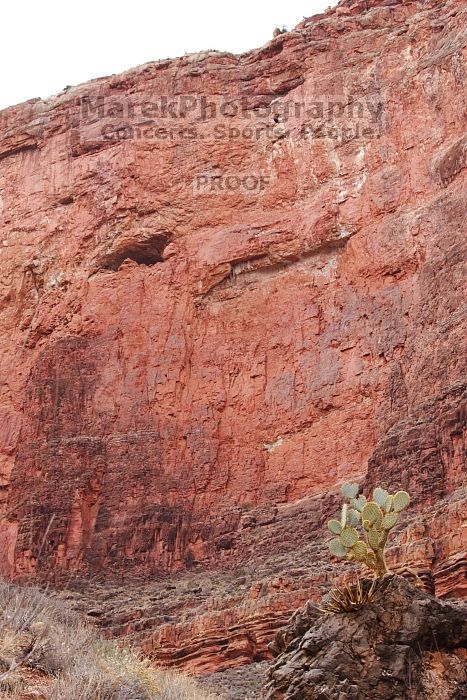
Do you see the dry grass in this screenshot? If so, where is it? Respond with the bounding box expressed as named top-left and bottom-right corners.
top-left (0, 580), bottom-right (218, 700)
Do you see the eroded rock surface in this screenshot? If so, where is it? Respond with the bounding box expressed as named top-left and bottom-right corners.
top-left (0, 0), bottom-right (465, 676)
top-left (265, 575), bottom-right (467, 699)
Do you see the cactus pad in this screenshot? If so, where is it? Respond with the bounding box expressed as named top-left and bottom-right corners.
top-left (384, 495), bottom-right (394, 513)
top-left (328, 519), bottom-right (342, 535)
top-left (352, 541), bottom-right (367, 560)
top-left (339, 527), bottom-right (358, 548)
top-left (342, 482), bottom-right (359, 499)
top-left (351, 495), bottom-right (367, 512)
top-left (341, 503), bottom-right (348, 528)
top-left (381, 512), bottom-right (398, 530)
top-left (373, 487), bottom-right (389, 507)
top-left (361, 501), bottom-right (383, 526)
top-left (329, 538), bottom-right (348, 558)
top-left (393, 490), bottom-right (410, 512)
top-left (368, 528), bottom-right (384, 550)
top-left (347, 508), bottom-right (360, 527)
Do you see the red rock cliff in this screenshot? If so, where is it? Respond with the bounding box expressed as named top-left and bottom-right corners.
top-left (0, 0), bottom-right (465, 669)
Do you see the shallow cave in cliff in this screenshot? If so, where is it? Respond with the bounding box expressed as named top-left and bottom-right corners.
top-left (101, 232), bottom-right (171, 271)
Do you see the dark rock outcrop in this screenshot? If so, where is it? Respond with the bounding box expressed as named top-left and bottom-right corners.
top-left (264, 576), bottom-right (467, 699)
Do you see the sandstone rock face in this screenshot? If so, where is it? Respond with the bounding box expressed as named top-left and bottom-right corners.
top-left (0, 0), bottom-right (466, 675)
top-left (264, 576), bottom-right (467, 699)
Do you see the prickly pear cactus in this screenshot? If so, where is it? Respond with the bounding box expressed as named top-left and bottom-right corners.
top-left (361, 501), bottom-right (383, 527)
top-left (327, 483), bottom-right (411, 577)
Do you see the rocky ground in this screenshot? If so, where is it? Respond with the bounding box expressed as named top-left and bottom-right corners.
top-left (198, 662), bottom-right (268, 700)
top-left (1, 576), bottom-right (465, 699)
top-left (264, 575), bottom-right (467, 699)
top-left (50, 488), bottom-right (465, 676)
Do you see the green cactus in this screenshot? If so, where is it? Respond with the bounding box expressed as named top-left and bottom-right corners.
top-left (361, 501), bottom-right (383, 527)
top-left (347, 508), bottom-right (360, 527)
top-left (342, 482), bottom-right (359, 499)
top-left (351, 541), bottom-right (368, 560)
top-left (373, 487), bottom-right (389, 507)
top-left (367, 528), bottom-right (383, 551)
top-left (384, 495), bottom-right (394, 512)
top-left (350, 494), bottom-right (367, 512)
top-left (393, 490), bottom-right (410, 512)
top-left (328, 519), bottom-right (342, 535)
top-left (339, 527), bottom-right (358, 548)
top-left (381, 512), bottom-right (398, 530)
top-left (327, 484), bottom-right (411, 578)
top-left (329, 538), bottom-right (347, 557)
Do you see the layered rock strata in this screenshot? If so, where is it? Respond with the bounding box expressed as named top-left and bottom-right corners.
top-left (0, 0), bottom-right (465, 676)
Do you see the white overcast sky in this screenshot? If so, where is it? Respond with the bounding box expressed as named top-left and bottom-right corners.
top-left (1, 0), bottom-right (337, 111)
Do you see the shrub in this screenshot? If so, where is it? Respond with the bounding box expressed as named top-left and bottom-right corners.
top-left (0, 580), bottom-right (218, 699)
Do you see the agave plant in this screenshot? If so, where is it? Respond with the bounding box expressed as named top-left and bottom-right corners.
top-left (320, 578), bottom-right (380, 614)
top-left (327, 483), bottom-right (411, 578)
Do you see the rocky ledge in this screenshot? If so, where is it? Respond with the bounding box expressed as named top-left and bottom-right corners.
top-left (265, 575), bottom-right (467, 699)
